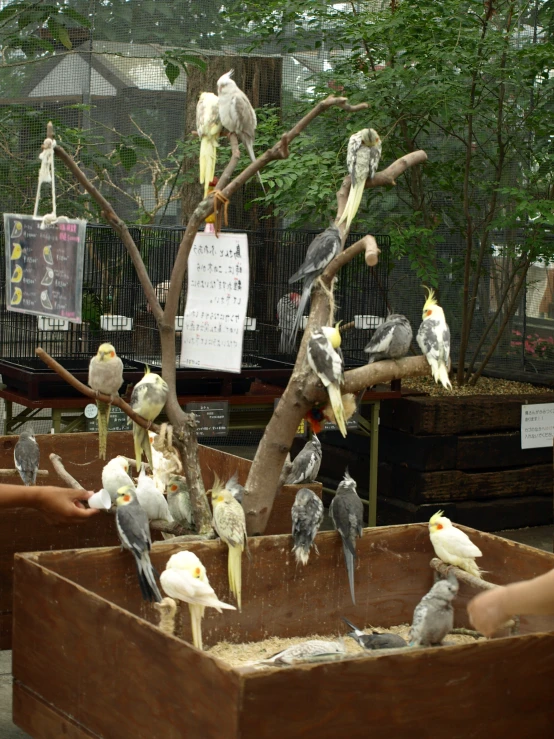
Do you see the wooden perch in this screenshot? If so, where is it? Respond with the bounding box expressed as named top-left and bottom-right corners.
top-left (0, 469), bottom-right (48, 477)
top-left (430, 558), bottom-right (497, 591)
top-left (50, 453), bottom-right (83, 490)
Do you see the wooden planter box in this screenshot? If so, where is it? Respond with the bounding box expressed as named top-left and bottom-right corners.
top-left (0, 431), bottom-right (315, 649)
top-left (13, 524), bottom-right (554, 738)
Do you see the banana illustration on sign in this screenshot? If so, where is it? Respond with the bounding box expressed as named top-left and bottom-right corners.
top-left (11, 265), bottom-right (22, 283)
top-left (10, 243), bottom-right (21, 260)
top-left (11, 288), bottom-right (22, 306)
top-left (43, 246), bottom-right (53, 265)
top-left (11, 221), bottom-right (22, 238)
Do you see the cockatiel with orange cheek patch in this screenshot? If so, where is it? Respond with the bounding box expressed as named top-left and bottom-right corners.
top-left (429, 510), bottom-right (483, 578)
top-left (307, 325), bottom-right (347, 437)
top-left (417, 287), bottom-right (452, 390)
top-left (88, 343), bottom-right (124, 459)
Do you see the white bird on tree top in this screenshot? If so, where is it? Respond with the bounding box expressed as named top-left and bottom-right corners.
top-left (196, 92), bottom-right (222, 198)
top-left (417, 286), bottom-right (452, 389)
top-left (14, 427), bottom-right (39, 486)
top-left (429, 510), bottom-right (483, 579)
top-left (217, 69), bottom-right (265, 192)
top-left (160, 550), bottom-right (236, 651)
top-left (338, 128), bottom-right (382, 232)
top-left (88, 342), bottom-right (124, 460)
top-left (129, 368), bottom-right (168, 472)
top-left (307, 325), bottom-right (347, 437)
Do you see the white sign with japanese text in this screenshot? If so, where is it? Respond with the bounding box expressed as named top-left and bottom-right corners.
top-left (521, 402), bottom-right (554, 449)
top-left (180, 232), bottom-right (249, 373)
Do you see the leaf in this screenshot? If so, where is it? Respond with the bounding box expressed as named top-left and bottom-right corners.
top-left (164, 62), bottom-right (180, 86)
top-left (118, 146), bottom-right (137, 171)
top-left (47, 18), bottom-right (72, 50)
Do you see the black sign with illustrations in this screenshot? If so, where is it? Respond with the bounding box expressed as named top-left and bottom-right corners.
top-left (85, 404), bottom-right (130, 433)
top-left (185, 401), bottom-right (229, 437)
top-left (4, 214), bottom-right (86, 322)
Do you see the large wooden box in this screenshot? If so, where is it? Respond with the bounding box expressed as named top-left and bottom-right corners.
top-left (13, 524), bottom-right (554, 738)
top-left (0, 431), bottom-right (313, 649)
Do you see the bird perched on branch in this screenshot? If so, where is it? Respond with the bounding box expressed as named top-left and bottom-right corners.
top-left (364, 314), bottom-right (412, 364)
top-left (14, 427), bottom-right (39, 486)
top-left (338, 128), bottom-right (382, 232)
top-left (286, 225), bottom-right (341, 351)
top-left (291, 487), bottom-right (324, 566)
top-left (285, 434), bottom-right (322, 485)
top-left (429, 510), bottom-right (483, 578)
top-left (342, 618), bottom-right (407, 650)
top-left (307, 325), bottom-right (347, 437)
top-left (409, 573), bottom-right (459, 647)
top-left (417, 287), bottom-right (452, 389)
top-left (88, 342), bottom-right (124, 460)
top-left (210, 474), bottom-right (248, 610)
top-left (166, 474), bottom-right (193, 529)
top-left (136, 463), bottom-right (173, 524)
top-left (217, 69), bottom-right (265, 192)
top-left (196, 91), bottom-right (222, 198)
top-left (129, 368), bottom-right (168, 471)
top-left (160, 550), bottom-right (236, 651)
top-left (329, 470), bottom-right (364, 604)
top-left (102, 456), bottom-right (135, 503)
top-left (277, 292), bottom-right (301, 353)
top-left (115, 485), bottom-right (162, 603)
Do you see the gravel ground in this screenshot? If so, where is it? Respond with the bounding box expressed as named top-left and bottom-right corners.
top-left (402, 375), bottom-right (554, 397)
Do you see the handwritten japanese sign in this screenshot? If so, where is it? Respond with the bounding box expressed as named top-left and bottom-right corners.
top-left (521, 402), bottom-right (554, 449)
top-left (186, 401), bottom-right (229, 437)
top-left (180, 233), bottom-right (249, 373)
top-left (4, 214), bottom-right (86, 322)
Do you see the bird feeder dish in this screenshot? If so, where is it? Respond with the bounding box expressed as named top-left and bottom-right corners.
top-left (100, 315), bottom-right (133, 331)
top-left (354, 315), bottom-right (384, 330)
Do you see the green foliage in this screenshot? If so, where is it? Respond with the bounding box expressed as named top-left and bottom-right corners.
top-left (0, 2), bottom-right (89, 56)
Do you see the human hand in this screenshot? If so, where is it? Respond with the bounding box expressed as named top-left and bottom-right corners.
top-left (34, 487), bottom-right (101, 525)
top-left (467, 587), bottom-right (510, 637)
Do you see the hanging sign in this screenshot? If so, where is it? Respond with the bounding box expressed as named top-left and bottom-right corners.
top-left (180, 232), bottom-right (249, 373)
top-left (521, 402), bottom-right (554, 449)
top-left (4, 214), bottom-right (86, 323)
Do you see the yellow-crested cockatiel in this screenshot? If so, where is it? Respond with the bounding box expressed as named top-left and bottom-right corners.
top-left (429, 510), bottom-right (483, 578)
top-left (196, 92), bottom-right (222, 198)
top-left (88, 343), bottom-right (124, 459)
top-left (338, 128), bottom-right (382, 232)
top-left (417, 287), bottom-right (452, 389)
top-left (129, 367), bottom-right (168, 471)
top-left (307, 324), bottom-right (347, 437)
top-left (210, 474), bottom-right (248, 610)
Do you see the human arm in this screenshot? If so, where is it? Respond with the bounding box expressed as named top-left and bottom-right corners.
top-left (467, 568), bottom-right (554, 637)
top-left (0, 484), bottom-right (100, 524)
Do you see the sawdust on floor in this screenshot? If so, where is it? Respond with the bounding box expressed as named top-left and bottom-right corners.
top-left (402, 375), bottom-right (554, 397)
top-left (207, 623), bottom-right (482, 668)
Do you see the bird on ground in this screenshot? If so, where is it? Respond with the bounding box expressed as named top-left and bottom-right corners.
top-left (342, 617), bottom-right (407, 650)
top-left (88, 342), bottom-right (124, 460)
top-left (417, 286), bottom-right (452, 390)
top-left (277, 292), bottom-right (301, 353)
top-left (409, 573), bottom-right (459, 647)
top-left (115, 485), bottom-right (162, 603)
top-left (210, 474), bottom-right (248, 610)
top-left (217, 69), bottom-right (265, 192)
top-left (291, 487), bottom-right (324, 566)
top-left (285, 434), bottom-right (322, 485)
top-left (262, 640), bottom-right (345, 665)
top-left (225, 471), bottom-right (246, 505)
top-left (129, 368), bottom-right (168, 471)
top-left (196, 92), bottom-right (222, 197)
top-left (307, 325), bottom-right (347, 437)
top-left (14, 427), bottom-right (40, 486)
top-left (102, 456), bottom-right (135, 503)
top-left (429, 510), bottom-right (483, 578)
top-left (286, 225), bottom-right (341, 351)
top-left (135, 463), bottom-right (173, 523)
top-left (160, 550), bottom-right (236, 650)
top-left (166, 474), bottom-right (193, 529)
top-left (329, 470), bottom-right (364, 604)
top-left (337, 128), bottom-right (382, 232)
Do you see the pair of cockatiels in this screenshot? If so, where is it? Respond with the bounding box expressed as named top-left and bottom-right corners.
top-left (196, 70), bottom-right (264, 197)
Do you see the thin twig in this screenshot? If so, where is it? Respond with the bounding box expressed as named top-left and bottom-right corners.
top-left (50, 453), bottom-right (83, 490)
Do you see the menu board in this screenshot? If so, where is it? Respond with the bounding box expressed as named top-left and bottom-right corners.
top-left (180, 232), bottom-right (249, 373)
top-left (85, 403), bottom-right (130, 432)
top-left (4, 214), bottom-right (86, 323)
top-left (185, 401), bottom-right (229, 437)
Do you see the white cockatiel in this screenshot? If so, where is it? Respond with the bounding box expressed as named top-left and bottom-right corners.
top-left (102, 455), bottom-right (135, 503)
top-left (135, 463), bottom-right (173, 523)
top-left (88, 342), bottom-right (124, 459)
top-left (129, 368), bottom-right (168, 471)
top-left (196, 92), bottom-right (222, 197)
top-left (338, 128), bottom-right (382, 232)
top-left (417, 287), bottom-right (452, 389)
top-left (160, 550), bottom-right (236, 650)
top-left (307, 325), bottom-right (347, 437)
top-left (14, 427), bottom-right (40, 486)
top-left (217, 69), bottom-right (265, 192)
top-left (148, 430), bottom-right (180, 494)
top-left (429, 510), bottom-right (483, 578)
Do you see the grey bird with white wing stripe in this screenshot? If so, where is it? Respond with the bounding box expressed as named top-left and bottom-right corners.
top-left (329, 469), bottom-right (364, 604)
top-left (364, 314), bottom-right (412, 364)
top-left (342, 617), bottom-right (407, 650)
top-left (285, 435), bottom-right (322, 485)
top-left (291, 487), bottom-right (324, 565)
top-left (409, 572), bottom-right (459, 647)
top-left (14, 427), bottom-right (40, 486)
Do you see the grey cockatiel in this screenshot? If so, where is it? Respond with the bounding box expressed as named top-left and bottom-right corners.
top-left (417, 286), bottom-right (452, 390)
top-left (329, 470), bottom-right (364, 604)
top-left (115, 485), bottom-right (162, 603)
top-left (14, 427), bottom-right (39, 486)
top-left (166, 474), bottom-right (193, 528)
top-left (286, 226), bottom-right (341, 351)
top-left (409, 573), bottom-right (459, 647)
top-left (217, 69), bottom-right (265, 192)
top-left (363, 314), bottom-right (412, 363)
top-left (88, 342), bottom-right (124, 460)
top-left (291, 487), bottom-right (324, 565)
top-left (337, 128), bottom-right (382, 232)
top-left (226, 471), bottom-right (246, 506)
top-left (129, 368), bottom-right (168, 471)
top-left (285, 434), bottom-right (322, 485)
top-left (342, 618), bottom-right (407, 650)
top-left (307, 326), bottom-right (347, 437)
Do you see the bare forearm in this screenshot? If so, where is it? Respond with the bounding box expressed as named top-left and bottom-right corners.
top-left (499, 569), bottom-right (554, 616)
top-left (0, 484), bottom-right (40, 508)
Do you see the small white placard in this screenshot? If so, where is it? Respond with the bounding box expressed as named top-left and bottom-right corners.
top-left (180, 232), bottom-right (249, 373)
top-left (521, 402), bottom-right (554, 449)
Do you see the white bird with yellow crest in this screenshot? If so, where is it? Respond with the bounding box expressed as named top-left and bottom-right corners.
top-left (196, 92), bottom-right (222, 198)
top-left (307, 324), bottom-right (347, 437)
top-left (338, 127), bottom-right (382, 232)
top-left (129, 367), bottom-right (168, 471)
top-left (88, 343), bottom-right (124, 459)
top-left (429, 510), bottom-right (483, 578)
top-left (416, 286), bottom-right (452, 390)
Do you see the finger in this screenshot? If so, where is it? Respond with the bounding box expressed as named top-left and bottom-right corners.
top-left (71, 489), bottom-right (94, 501)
